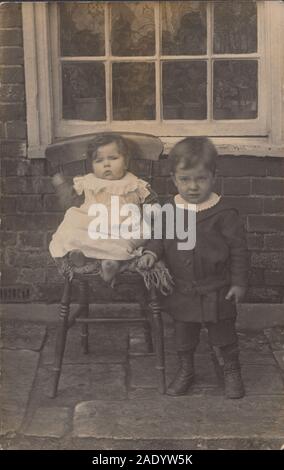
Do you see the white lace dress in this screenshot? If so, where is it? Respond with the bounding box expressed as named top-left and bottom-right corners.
top-left (49, 172), bottom-right (151, 260)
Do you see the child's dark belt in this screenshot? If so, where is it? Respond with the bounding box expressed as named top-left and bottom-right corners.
top-left (174, 277), bottom-right (229, 296)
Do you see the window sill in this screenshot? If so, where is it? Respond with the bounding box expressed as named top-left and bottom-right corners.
top-left (25, 137), bottom-right (284, 159)
top-left (162, 137), bottom-right (284, 158)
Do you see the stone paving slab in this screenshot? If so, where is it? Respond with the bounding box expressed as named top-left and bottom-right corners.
top-left (1, 316), bottom-right (284, 446)
top-left (129, 330), bottom-right (151, 354)
top-left (128, 387), bottom-right (222, 401)
top-left (73, 395), bottom-right (284, 440)
top-left (1, 405), bottom-right (24, 435)
top-left (0, 321), bottom-right (47, 351)
top-left (128, 323), bottom-right (165, 355)
top-left (41, 325), bottom-right (129, 365)
top-left (0, 349), bottom-right (40, 435)
top-left (242, 364), bottom-right (284, 395)
top-left (196, 395), bottom-right (284, 439)
top-left (272, 350), bottom-right (284, 371)
top-left (239, 350), bottom-right (275, 365)
top-left (236, 304), bottom-right (284, 330)
top-left (1, 349), bottom-right (40, 408)
top-left (129, 355), bottom-right (284, 396)
top-left (238, 330), bottom-right (271, 353)
top-left (130, 353), bottom-right (221, 390)
top-left (73, 398), bottom-right (202, 439)
top-left (3, 436), bottom-right (283, 451)
top-left (23, 407), bottom-right (70, 438)
top-left (129, 324), bottom-right (212, 356)
top-left (264, 327), bottom-right (284, 351)
top-left (162, 329), bottom-right (272, 357)
top-left (32, 363), bottom-right (127, 407)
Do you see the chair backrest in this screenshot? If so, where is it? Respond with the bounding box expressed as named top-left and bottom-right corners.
top-left (45, 132), bottom-right (164, 181)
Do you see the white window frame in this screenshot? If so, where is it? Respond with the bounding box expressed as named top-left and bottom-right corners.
top-left (22, 1), bottom-right (284, 158)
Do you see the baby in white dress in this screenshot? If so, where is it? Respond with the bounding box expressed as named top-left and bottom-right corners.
top-left (49, 134), bottom-right (158, 284)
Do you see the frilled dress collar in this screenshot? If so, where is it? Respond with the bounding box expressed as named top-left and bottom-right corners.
top-left (74, 171), bottom-right (146, 196)
top-left (174, 192), bottom-right (221, 212)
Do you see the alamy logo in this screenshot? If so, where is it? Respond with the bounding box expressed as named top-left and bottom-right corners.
top-left (88, 196), bottom-right (196, 250)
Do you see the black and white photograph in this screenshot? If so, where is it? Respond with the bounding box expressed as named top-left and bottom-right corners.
top-left (0, 0), bottom-right (284, 458)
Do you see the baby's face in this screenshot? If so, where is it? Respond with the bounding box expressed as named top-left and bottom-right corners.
top-left (172, 163), bottom-right (215, 204)
top-left (92, 142), bottom-right (127, 180)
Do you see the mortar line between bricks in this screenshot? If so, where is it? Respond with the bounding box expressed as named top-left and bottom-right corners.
top-left (261, 196), bottom-right (264, 215)
top-left (0, 64), bottom-right (23, 67)
top-left (125, 329), bottom-right (132, 399)
top-left (0, 27), bottom-right (23, 31)
top-left (0, 101), bottom-right (25, 105)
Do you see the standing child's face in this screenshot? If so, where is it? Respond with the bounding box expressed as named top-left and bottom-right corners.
top-left (172, 163), bottom-right (216, 204)
top-left (92, 142), bottom-right (127, 180)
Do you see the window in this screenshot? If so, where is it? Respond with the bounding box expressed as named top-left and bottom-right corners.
top-left (22, 1), bottom-right (284, 157)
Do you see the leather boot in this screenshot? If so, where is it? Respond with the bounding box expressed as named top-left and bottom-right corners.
top-left (166, 350), bottom-right (195, 396)
top-left (221, 344), bottom-right (245, 399)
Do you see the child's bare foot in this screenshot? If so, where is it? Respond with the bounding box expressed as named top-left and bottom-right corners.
top-left (101, 260), bottom-right (121, 286)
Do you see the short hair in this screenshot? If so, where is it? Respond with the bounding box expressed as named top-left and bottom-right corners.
top-left (168, 137), bottom-right (218, 174)
top-left (87, 133), bottom-right (131, 165)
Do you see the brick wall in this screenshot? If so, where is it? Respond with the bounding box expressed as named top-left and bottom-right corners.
top-left (1, 3), bottom-right (284, 303)
top-left (0, 4), bottom-right (25, 138)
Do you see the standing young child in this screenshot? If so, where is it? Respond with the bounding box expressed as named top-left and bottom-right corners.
top-left (138, 137), bottom-right (248, 399)
top-left (49, 133), bottom-right (159, 285)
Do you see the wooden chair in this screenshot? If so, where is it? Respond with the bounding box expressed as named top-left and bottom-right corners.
top-left (46, 132), bottom-right (166, 397)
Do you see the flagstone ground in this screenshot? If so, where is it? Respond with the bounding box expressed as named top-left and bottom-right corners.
top-left (1, 305), bottom-right (284, 450)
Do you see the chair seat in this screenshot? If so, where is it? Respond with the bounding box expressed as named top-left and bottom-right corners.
top-left (54, 255), bottom-right (174, 296)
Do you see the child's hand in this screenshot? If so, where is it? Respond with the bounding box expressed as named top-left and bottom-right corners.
top-left (137, 253), bottom-right (156, 270)
top-left (225, 286), bottom-right (246, 303)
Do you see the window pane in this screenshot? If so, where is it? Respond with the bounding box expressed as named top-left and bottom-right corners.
top-left (213, 60), bottom-right (258, 120)
top-left (214, 1), bottom-right (257, 54)
top-left (112, 63), bottom-right (155, 120)
top-left (162, 61), bottom-right (207, 120)
top-left (162, 1), bottom-right (207, 55)
top-left (62, 63), bottom-right (106, 121)
top-left (111, 2), bottom-right (155, 56)
top-left (60, 2), bottom-right (105, 56)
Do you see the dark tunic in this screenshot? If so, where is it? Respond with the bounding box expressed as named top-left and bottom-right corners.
top-left (146, 196), bottom-right (249, 323)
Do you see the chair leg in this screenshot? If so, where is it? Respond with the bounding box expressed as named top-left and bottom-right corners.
top-left (79, 279), bottom-right (89, 354)
top-left (149, 287), bottom-right (166, 394)
top-left (141, 308), bottom-right (154, 353)
top-left (51, 278), bottom-right (72, 398)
